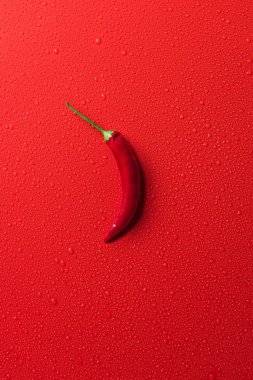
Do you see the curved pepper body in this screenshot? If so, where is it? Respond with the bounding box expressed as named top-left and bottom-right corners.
top-left (104, 131), bottom-right (141, 242)
top-left (66, 103), bottom-right (142, 243)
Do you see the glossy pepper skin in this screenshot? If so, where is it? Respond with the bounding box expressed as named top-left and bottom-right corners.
top-left (66, 103), bottom-right (141, 243)
top-left (104, 131), bottom-right (141, 242)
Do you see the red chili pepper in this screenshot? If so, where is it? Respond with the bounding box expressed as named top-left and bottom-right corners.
top-left (66, 103), bottom-right (141, 243)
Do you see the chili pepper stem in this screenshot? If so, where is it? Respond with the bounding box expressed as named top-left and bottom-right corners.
top-left (66, 102), bottom-right (114, 141)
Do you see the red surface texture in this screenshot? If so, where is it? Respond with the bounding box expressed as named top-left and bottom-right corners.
top-left (0, 1), bottom-right (252, 379)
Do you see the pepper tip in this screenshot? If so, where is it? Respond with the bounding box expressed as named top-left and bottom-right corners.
top-left (104, 232), bottom-right (115, 243)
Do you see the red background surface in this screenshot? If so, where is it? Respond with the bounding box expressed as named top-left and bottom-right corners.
top-left (0, 1), bottom-right (252, 379)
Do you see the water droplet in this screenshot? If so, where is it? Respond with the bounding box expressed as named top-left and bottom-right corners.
top-left (95, 38), bottom-right (102, 45)
top-left (51, 298), bottom-right (57, 305)
top-left (53, 48), bottom-right (59, 55)
top-left (68, 247), bottom-right (74, 255)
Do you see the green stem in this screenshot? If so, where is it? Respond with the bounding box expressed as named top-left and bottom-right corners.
top-left (66, 102), bottom-right (113, 141)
